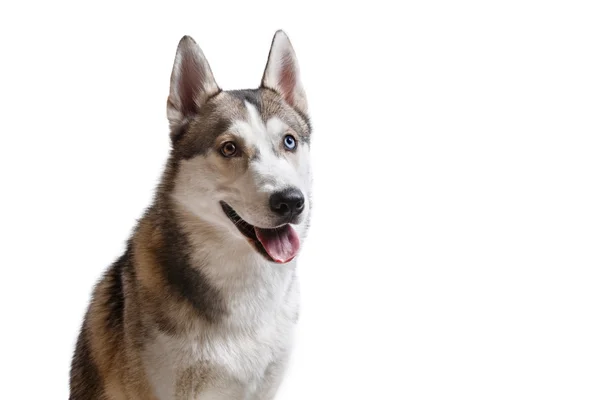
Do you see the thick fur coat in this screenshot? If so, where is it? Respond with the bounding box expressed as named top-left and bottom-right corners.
top-left (69, 31), bottom-right (311, 400)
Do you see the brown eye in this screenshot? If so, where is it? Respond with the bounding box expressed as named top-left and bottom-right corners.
top-left (220, 141), bottom-right (238, 157)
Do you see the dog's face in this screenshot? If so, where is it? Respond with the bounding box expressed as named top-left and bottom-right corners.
top-left (166, 31), bottom-right (311, 264)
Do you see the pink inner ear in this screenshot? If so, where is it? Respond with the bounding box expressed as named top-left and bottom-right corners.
top-left (279, 53), bottom-right (297, 106)
top-left (178, 52), bottom-right (204, 117)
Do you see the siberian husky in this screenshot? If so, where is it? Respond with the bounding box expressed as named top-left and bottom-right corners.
top-left (69, 30), bottom-right (312, 400)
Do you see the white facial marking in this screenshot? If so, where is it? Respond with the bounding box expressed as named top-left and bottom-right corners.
top-left (246, 101), bottom-right (267, 135)
top-left (266, 117), bottom-right (287, 140)
top-left (173, 98), bottom-right (311, 247)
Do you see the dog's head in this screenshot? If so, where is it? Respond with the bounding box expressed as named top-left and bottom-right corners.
top-left (166, 31), bottom-right (311, 264)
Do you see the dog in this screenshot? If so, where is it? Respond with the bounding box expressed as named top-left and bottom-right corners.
top-left (69, 30), bottom-right (312, 400)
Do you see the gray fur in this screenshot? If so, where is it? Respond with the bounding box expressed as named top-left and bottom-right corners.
top-left (69, 30), bottom-right (311, 400)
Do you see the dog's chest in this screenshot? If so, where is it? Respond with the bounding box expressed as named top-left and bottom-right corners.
top-left (143, 272), bottom-right (299, 399)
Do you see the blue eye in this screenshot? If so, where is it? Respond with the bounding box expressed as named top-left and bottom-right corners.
top-left (283, 134), bottom-right (297, 150)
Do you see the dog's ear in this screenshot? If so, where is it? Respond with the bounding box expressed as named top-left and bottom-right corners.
top-left (261, 30), bottom-right (307, 114)
top-left (167, 36), bottom-right (220, 135)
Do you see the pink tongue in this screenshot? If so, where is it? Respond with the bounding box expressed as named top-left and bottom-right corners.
top-left (255, 225), bottom-right (300, 263)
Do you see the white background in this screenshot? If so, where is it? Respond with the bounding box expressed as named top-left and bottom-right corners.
top-left (1, 1), bottom-right (599, 399)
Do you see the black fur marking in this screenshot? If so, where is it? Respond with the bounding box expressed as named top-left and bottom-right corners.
top-left (157, 206), bottom-right (226, 323)
top-left (228, 89), bottom-right (262, 109)
top-left (104, 253), bottom-right (127, 332)
top-left (69, 323), bottom-right (105, 400)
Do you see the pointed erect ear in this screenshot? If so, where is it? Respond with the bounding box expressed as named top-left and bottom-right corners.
top-left (261, 30), bottom-right (308, 114)
top-left (167, 36), bottom-right (220, 132)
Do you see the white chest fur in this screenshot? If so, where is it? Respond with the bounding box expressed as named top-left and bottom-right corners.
top-left (142, 256), bottom-right (300, 400)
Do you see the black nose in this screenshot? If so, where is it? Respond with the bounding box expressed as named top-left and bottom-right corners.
top-left (269, 188), bottom-right (305, 219)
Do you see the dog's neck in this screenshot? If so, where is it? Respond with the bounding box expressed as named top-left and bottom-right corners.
top-left (148, 197), bottom-right (296, 322)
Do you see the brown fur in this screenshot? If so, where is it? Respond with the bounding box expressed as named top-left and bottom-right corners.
top-left (70, 31), bottom-right (310, 399)
top-left (70, 208), bottom-right (211, 398)
top-left (69, 92), bottom-right (310, 400)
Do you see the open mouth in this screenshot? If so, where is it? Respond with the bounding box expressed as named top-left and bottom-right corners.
top-left (220, 202), bottom-right (300, 264)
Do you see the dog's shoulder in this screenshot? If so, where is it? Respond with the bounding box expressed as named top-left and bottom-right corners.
top-left (69, 246), bottom-right (135, 398)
